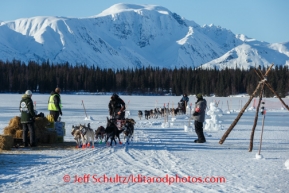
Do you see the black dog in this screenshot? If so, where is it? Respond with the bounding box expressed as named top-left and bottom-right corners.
top-left (105, 117), bottom-right (124, 146)
top-left (144, 110), bottom-right (150, 120)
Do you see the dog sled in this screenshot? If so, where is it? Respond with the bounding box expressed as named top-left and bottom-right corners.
top-left (178, 102), bottom-right (186, 115)
top-left (107, 117), bottom-right (136, 145)
top-left (71, 116), bottom-right (136, 148)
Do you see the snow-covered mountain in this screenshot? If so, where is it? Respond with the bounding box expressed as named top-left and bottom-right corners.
top-left (0, 3), bottom-right (288, 69)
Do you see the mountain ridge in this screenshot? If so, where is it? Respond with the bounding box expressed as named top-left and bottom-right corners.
top-left (0, 3), bottom-right (288, 69)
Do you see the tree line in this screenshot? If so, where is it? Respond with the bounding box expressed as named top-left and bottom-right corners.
top-left (0, 60), bottom-right (288, 97)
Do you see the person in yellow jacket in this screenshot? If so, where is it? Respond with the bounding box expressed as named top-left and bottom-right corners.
top-left (48, 87), bottom-right (62, 122)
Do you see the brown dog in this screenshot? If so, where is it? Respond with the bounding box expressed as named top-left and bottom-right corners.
top-left (95, 126), bottom-right (106, 143)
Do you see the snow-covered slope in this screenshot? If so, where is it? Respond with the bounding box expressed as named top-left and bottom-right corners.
top-left (201, 38), bottom-right (289, 70)
top-left (201, 42), bottom-right (289, 70)
top-left (0, 3), bottom-right (288, 69)
top-left (1, 95), bottom-right (289, 192)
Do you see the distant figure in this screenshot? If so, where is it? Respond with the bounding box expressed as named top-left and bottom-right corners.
top-left (19, 90), bottom-right (37, 147)
top-left (108, 93), bottom-right (126, 120)
top-left (48, 87), bottom-right (62, 122)
top-left (192, 93), bottom-right (207, 143)
top-left (180, 94), bottom-right (189, 114)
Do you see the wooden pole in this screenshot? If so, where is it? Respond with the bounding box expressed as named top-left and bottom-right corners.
top-left (219, 82), bottom-right (262, 144)
top-left (265, 82), bottom-right (289, 111)
top-left (126, 100), bottom-right (130, 110)
top-left (256, 64), bottom-right (289, 111)
top-left (264, 64), bottom-right (274, 76)
top-left (82, 100), bottom-right (88, 118)
top-left (254, 69), bottom-right (263, 80)
top-left (185, 101), bottom-right (187, 115)
top-left (227, 100), bottom-right (230, 112)
top-left (248, 83), bottom-right (264, 152)
top-left (219, 64), bottom-right (289, 147)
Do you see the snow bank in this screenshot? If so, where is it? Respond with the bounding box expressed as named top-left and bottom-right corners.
top-left (204, 102), bottom-right (223, 131)
top-left (84, 116), bottom-right (94, 121)
top-left (184, 125), bottom-right (193, 132)
top-left (255, 153), bottom-right (264, 159)
top-left (285, 159), bottom-right (289, 169)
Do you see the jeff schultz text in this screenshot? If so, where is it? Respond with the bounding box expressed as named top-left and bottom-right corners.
top-left (68, 174), bottom-right (226, 185)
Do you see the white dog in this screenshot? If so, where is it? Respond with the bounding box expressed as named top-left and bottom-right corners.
top-left (79, 123), bottom-right (95, 148)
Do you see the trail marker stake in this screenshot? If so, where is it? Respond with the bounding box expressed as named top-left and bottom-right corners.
top-left (258, 102), bottom-right (266, 156)
top-left (81, 100), bottom-right (88, 118)
top-left (219, 64), bottom-right (289, 152)
top-left (188, 103), bottom-right (192, 127)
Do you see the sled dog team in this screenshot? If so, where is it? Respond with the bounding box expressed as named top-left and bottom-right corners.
top-left (71, 118), bottom-right (136, 148)
top-left (138, 106), bottom-right (186, 120)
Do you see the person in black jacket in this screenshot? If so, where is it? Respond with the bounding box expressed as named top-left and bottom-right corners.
top-left (19, 90), bottom-right (37, 147)
top-left (48, 87), bottom-right (62, 122)
top-left (180, 94), bottom-right (189, 114)
top-left (192, 93), bottom-right (207, 143)
top-left (108, 93), bottom-right (126, 120)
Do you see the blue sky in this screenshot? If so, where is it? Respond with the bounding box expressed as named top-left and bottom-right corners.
top-left (1, 0), bottom-right (288, 43)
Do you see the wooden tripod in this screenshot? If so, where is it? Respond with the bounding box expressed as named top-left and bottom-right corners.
top-left (219, 64), bottom-right (289, 151)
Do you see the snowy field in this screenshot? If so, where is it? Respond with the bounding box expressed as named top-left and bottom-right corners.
top-left (0, 94), bottom-right (289, 193)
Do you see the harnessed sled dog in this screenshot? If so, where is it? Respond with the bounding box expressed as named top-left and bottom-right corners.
top-left (178, 102), bottom-right (186, 115)
top-left (104, 117), bottom-right (124, 146)
top-left (138, 110), bottom-right (143, 120)
top-left (71, 125), bottom-right (82, 148)
top-left (79, 123), bottom-right (95, 148)
top-left (122, 118), bottom-right (136, 145)
top-left (71, 123), bottom-right (95, 148)
top-left (144, 110), bottom-right (150, 120)
top-left (95, 126), bottom-right (106, 144)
